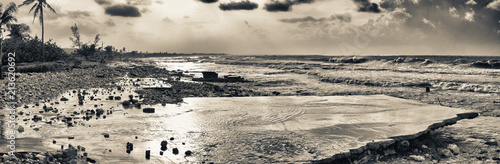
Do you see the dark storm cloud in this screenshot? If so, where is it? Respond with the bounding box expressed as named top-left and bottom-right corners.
top-left (280, 13), bottom-right (352, 23)
top-left (198, 0), bottom-right (218, 3)
top-left (375, 0), bottom-right (500, 44)
top-left (219, 0), bottom-right (259, 11)
top-left (105, 5), bottom-right (142, 17)
top-left (264, 1), bottom-right (293, 11)
top-left (264, 0), bottom-right (315, 12)
top-left (295, 0), bottom-right (314, 3)
top-left (353, 0), bottom-right (381, 13)
top-left (95, 0), bottom-right (113, 5)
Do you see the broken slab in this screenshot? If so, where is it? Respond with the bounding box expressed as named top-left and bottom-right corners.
top-left (178, 95), bottom-right (477, 163)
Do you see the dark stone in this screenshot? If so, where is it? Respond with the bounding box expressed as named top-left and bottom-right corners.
top-left (127, 142), bottom-right (134, 151)
top-left (145, 150), bottom-right (151, 160)
top-left (104, 133), bottom-right (110, 138)
top-left (115, 96), bottom-right (122, 100)
top-left (143, 108), bottom-right (155, 113)
top-left (485, 140), bottom-right (498, 146)
top-left (161, 141), bottom-right (168, 151)
top-left (173, 148), bottom-right (179, 155)
top-left (170, 137), bottom-right (174, 141)
top-left (185, 150), bottom-right (192, 156)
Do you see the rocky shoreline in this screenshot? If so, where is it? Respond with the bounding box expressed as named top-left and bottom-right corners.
top-left (1, 57), bottom-right (499, 163)
top-left (0, 60), bottom-right (268, 163)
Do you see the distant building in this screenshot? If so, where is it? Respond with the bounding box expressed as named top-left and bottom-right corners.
top-left (202, 72), bottom-right (218, 79)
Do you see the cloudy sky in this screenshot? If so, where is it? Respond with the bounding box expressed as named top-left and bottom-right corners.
top-left (6, 0), bottom-right (500, 55)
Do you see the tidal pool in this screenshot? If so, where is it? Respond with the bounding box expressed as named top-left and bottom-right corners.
top-left (3, 79), bottom-right (472, 163)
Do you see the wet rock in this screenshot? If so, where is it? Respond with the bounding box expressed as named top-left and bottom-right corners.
top-left (143, 108), bottom-right (155, 113)
top-left (185, 150), bottom-right (192, 156)
top-left (384, 148), bottom-right (396, 156)
top-left (122, 101), bottom-right (131, 107)
top-left (145, 150), bottom-right (151, 160)
top-left (447, 144), bottom-right (460, 155)
top-left (17, 126), bottom-right (24, 133)
top-left (126, 142), bottom-right (134, 152)
top-left (161, 141), bottom-right (168, 151)
top-left (96, 109), bottom-right (105, 117)
top-left (438, 148), bottom-right (453, 158)
top-left (485, 140), bottom-right (498, 146)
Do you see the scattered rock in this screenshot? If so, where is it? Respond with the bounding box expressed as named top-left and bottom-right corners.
top-left (143, 108), bottom-right (155, 113)
top-left (438, 148), bottom-right (453, 158)
top-left (17, 126), bottom-right (24, 133)
top-left (161, 141), bottom-right (168, 151)
top-left (145, 150), bottom-right (150, 160)
top-left (485, 140), bottom-right (498, 146)
top-left (103, 133), bottom-right (110, 138)
top-left (185, 150), bottom-right (192, 156)
top-left (384, 148), bottom-right (396, 156)
top-left (447, 144), bottom-right (460, 155)
top-left (173, 148), bottom-right (179, 155)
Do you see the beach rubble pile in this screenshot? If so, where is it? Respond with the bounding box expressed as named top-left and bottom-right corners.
top-left (0, 145), bottom-right (89, 164)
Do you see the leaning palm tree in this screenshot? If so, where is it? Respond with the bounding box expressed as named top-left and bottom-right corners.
top-left (0, 2), bottom-right (18, 79)
top-left (19, 0), bottom-right (56, 57)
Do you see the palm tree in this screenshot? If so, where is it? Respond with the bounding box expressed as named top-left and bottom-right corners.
top-left (19, 0), bottom-right (56, 57)
top-left (0, 2), bottom-right (18, 79)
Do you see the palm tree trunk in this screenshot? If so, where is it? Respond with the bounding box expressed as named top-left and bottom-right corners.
top-left (0, 30), bottom-right (3, 80)
top-left (41, 8), bottom-right (45, 59)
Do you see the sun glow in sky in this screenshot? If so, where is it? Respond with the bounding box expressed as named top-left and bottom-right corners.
top-left (5, 0), bottom-right (500, 55)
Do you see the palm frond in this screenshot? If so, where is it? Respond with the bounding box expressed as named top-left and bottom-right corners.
top-left (18, 0), bottom-right (36, 7)
top-left (0, 15), bottom-right (17, 25)
top-left (5, 2), bottom-right (18, 14)
top-left (32, 5), bottom-right (40, 23)
top-left (29, 3), bottom-right (37, 13)
top-left (44, 2), bottom-right (57, 14)
top-left (1, 2), bottom-right (17, 19)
